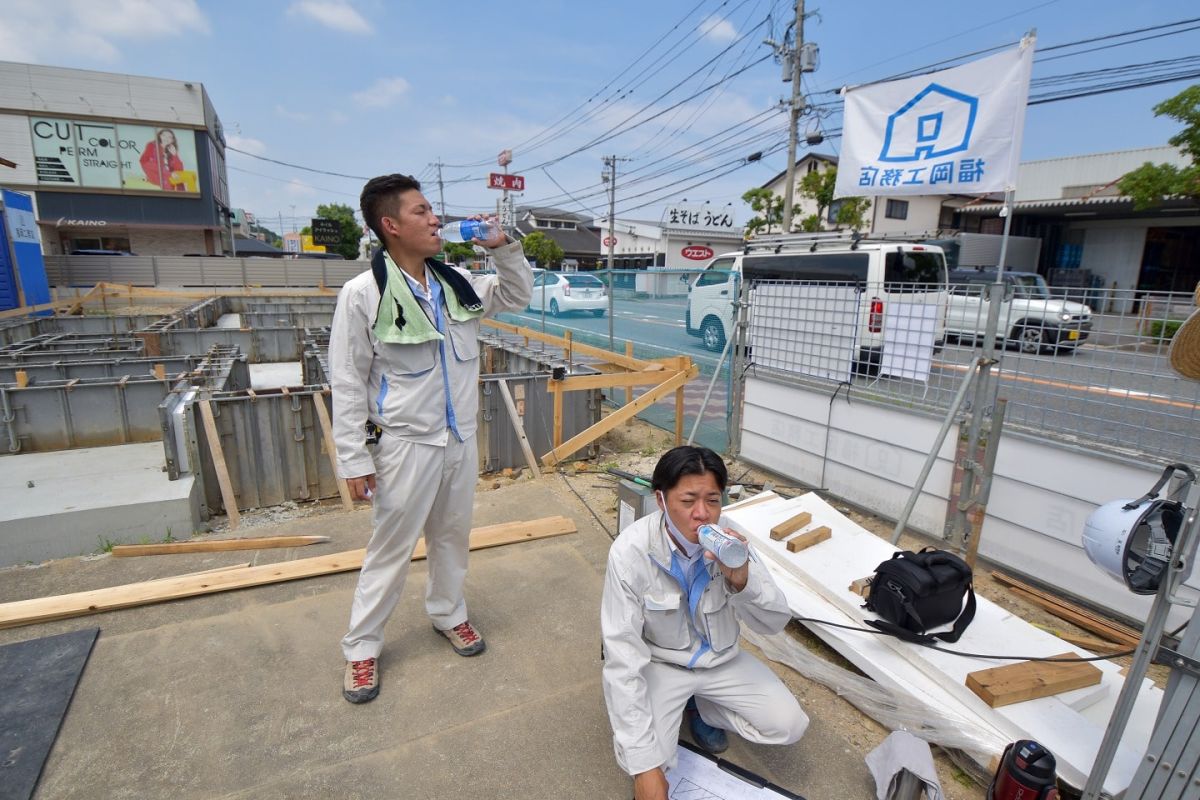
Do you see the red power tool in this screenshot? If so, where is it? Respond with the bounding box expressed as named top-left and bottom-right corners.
top-left (988, 740), bottom-right (1060, 800)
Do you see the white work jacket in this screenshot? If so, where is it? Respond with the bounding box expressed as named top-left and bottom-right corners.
top-left (328, 242), bottom-right (532, 478)
top-left (600, 510), bottom-right (791, 775)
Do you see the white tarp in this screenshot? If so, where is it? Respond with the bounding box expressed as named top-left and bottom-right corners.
top-left (834, 40), bottom-right (1034, 199)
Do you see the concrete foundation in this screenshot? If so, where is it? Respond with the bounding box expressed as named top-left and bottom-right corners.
top-left (0, 442), bottom-right (200, 566)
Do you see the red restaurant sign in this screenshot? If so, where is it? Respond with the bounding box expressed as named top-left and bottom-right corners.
top-left (488, 172), bottom-right (525, 191)
top-left (681, 245), bottom-right (714, 261)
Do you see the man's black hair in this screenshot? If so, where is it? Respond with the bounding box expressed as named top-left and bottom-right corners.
top-left (651, 445), bottom-right (728, 494)
top-left (360, 174), bottom-right (422, 242)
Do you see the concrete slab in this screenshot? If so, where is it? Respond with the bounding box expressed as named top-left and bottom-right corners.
top-left (0, 478), bottom-right (903, 799)
top-left (249, 362), bottom-right (303, 389)
top-left (0, 443), bottom-right (200, 567)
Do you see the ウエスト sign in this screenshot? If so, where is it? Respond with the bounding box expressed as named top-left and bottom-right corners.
top-left (681, 245), bottom-right (714, 261)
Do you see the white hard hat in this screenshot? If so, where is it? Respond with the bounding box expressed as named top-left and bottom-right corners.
top-left (1082, 464), bottom-right (1192, 595)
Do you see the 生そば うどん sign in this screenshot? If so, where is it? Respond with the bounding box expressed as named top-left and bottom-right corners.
top-left (30, 118), bottom-right (200, 193)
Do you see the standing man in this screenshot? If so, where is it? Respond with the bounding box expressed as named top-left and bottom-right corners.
top-left (330, 173), bottom-right (532, 704)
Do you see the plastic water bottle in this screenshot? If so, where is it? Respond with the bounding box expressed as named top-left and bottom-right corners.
top-left (439, 219), bottom-right (498, 243)
top-left (697, 524), bottom-right (748, 568)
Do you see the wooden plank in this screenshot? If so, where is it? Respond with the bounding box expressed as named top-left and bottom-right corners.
top-left (541, 365), bottom-right (697, 466)
top-left (787, 526), bottom-right (831, 553)
top-left (556, 371), bottom-right (685, 392)
top-left (724, 492), bottom-right (779, 511)
top-left (848, 576), bottom-right (873, 598)
top-left (481, 318), bottom-right (649, 371)
top-left (1007, 587), bottom-right (1142, 649)
top-left (1053, 631), bottom-right (1129, 657)
top-left (312, 393), bottom-right (354, 512)
top-left (770, 511), bottom-right (812, 540)
top-left (496, 378), bottom-right (541, 478)
top-left (152, 363), bottom-right (166, 381)
top-left (198, 399), bottom-right (241, 530)
top-left (0, 515), bottom-right (577, 630)
top-left (111, 536), bottom-right (331, 557)
top-left (993, 571), bottom-right (1142, 647)
top-left (966, 653), bottom-right (1103, 708)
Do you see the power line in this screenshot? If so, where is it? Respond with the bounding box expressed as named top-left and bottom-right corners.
top-left (226, 146), bottom-right (368, 180)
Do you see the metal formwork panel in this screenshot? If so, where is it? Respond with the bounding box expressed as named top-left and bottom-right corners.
top-left (0, 377), bottom-right (172, 451)
top-left (477, 374), bottom-right (601, 472)
top-left (37, 315), bottom-right (164, 335)
top-left (239, 310), bottom-right (335, 329)
top-left (155, 327), bottom-right (303, 361)
top-left (0, 320), bottom-right (38, 346)
top-left (0, 355), bottom-right (199, 384)
top-left (189, 389), bottom-right (340, 514)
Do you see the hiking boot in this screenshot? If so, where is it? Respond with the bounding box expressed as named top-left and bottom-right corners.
top-left (343, 657), bottom-right (379, 704)
top-left (437, 620), bottom-right (487, 656)
top-left (686, 697), bottom-right (728, 754)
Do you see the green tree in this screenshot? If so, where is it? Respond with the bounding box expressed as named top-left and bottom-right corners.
top-left (796, 168), bottom-right (872, 232)
top-left (741, 187), bottom-right (782, 236)
top-left (313, 202), bottom-right (365, 260)
top-left (441, 241), bottom-right (477, 264)
top-left (520, 231), bottom-right (564, 268)
top-left (1118, 85), bottom-right (1200, 209)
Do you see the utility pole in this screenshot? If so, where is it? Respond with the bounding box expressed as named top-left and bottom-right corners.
top-left (432, 159), bottom-right (447, 222)
top-left (781, 0), bottom-right (807, 232)
top-left (602, 155), bottom-right (630, 349)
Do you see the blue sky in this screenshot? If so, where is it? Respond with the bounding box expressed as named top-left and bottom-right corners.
top-left (2, 0), bottom-right (1197, 233)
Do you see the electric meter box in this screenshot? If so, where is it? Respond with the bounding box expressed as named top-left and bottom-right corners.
top-left (617, 480), bottom-right (658, 533)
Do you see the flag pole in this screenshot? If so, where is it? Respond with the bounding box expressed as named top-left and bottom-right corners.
top-left (948, 30), bottom-right (1034, 558)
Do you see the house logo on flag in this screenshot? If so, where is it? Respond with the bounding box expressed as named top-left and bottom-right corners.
top-left (879, 83), bottom-right (979, 163)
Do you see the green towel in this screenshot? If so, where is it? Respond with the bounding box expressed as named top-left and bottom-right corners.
top-left (372, 253), bottom-right (483, 345)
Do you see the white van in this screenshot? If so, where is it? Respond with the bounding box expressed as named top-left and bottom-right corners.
top-left (685, 234), bottom-right (949, 372)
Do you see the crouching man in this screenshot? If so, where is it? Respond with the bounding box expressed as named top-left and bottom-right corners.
top-left (600, 446), bottom-right (808, 799)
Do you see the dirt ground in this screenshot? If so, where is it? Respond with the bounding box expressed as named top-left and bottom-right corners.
top-left (198, 411), bottom-right (1157, 797)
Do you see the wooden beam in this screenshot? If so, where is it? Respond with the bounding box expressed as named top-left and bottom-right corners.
top-left (198, 399), bottom-right (241, 530)
top-left (992, 571), bottom-right (1142, 647)
top-left (848, 576), bottom-right (873, 599)
top-left (0, 515), bottom-right (577, 630)
top-left (555, 370), bottom-right (686, 392)
top-left (966, 653), bottom-right (1102, 708)
top-left (312, 393), bottom-right (354, 512)
top-left (787, 526), bottom-right (831, 553)
top-left (152, 363), bottom-right (167, 381)
top-left (541, 365), bottom-right (697, 466)
top-left (623, 341), bottom-right (635, 407)
top-left (770, 511), bottom-right (812, 540)
top-left (496, 378), bottom-right (541, 478)
top-left (111, 536), bottom-right (331, 557)
top-left (481, 318), bottom-right (650, 371)
top-left (724, 492), bottom-right (778, 511)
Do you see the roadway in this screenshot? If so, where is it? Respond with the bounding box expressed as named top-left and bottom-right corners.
top-left (497, 296), bottom-right (1200, 463)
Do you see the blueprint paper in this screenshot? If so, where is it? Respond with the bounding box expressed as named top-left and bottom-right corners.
top-left (667, 745), bottom-right (802, 799)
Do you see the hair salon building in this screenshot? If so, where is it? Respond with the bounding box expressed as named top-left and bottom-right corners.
top-left (0, 60), bottom-right (232, 256)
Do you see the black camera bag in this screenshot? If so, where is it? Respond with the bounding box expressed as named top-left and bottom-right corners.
top-left (864, 547), bottom-right (975, 644)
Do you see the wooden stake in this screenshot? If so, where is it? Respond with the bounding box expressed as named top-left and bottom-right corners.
top-left (496, 378), bottom-right (541, 478)
top-left (564, 329), bottom-right (573, 365)
top-left (0, 516), bottom-right (577, 630)
top-left (787, 526), bottom-right (831, 553)
top-left (312, 393), bottom-right (354, 512)
top-left (112, 536), bottom-right (331, 557)
top-left (551, 380), bottom-right (563, 448)
top-left (770, 511), bottom-right (812, 540)
top-left (674, 356), bottom-right (686, 445)
top-left (152, 363), bottom-right (166, 381)
top-left (848, 576), bottom-right (873, 599)
top-left (198, 399), bottom-right (241, 530)
top-left (15, 370), bottom-right (28, 388)
top-left (624, 341), bottom-right (635, 407)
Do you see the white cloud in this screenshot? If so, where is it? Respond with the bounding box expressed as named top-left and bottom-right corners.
top-left (288, 1), bottom-right (371, 35)
top-left (0, 0), bottom-right (208, 64)
top-left (698, 15), bottom-right (737, 44)
top-left (351, 77), bottom-right (411, 108)
top-left (227, 134), bottom-right (267, 155)
top-left (275, 105), bottom-right (311, 122)
top-left (285, 179), bottom-right (318, 198)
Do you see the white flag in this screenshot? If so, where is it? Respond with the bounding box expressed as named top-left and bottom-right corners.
top-left (834, 40), bottom-right (1034, 199)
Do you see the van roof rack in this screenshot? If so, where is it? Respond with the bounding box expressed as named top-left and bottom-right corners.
top-left (743, 230), bottom-right (955, 254)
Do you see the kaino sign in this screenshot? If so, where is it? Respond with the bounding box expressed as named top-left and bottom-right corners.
top-left (681, 245), bottom-right (714, 261)
top-left (835, 37), bottom-right (1034, 198)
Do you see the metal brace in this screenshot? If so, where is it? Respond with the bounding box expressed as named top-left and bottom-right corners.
top-left (1155, 644), bottom-right (1200, 679)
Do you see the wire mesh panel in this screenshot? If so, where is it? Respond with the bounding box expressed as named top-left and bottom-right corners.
top-left (748, 282), bottom-right (861, 382)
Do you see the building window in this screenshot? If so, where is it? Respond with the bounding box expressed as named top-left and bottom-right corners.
top-left (806, 161), bottom-right (819, 174)
top-left (827, 199), bottom-right (843, 223)
top-left (885, 199), bottom-right (909, 220)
